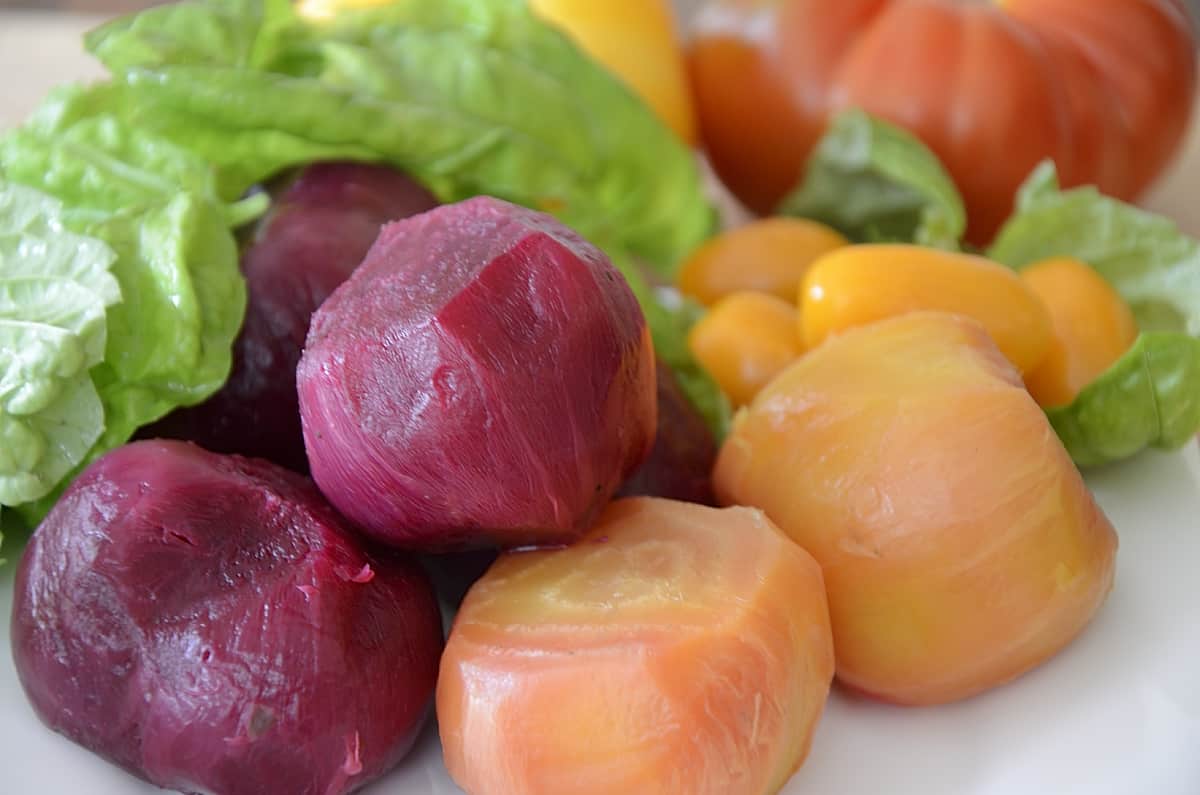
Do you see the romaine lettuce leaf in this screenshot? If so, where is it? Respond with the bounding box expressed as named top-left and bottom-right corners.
top-left (0, 180), bottom-right (120, 542)
top-left (81, 0), bottom-right (715, 273)
top-left (989, 164), bottom-right (1200, 465)
top-left (777, 109), bottom-right (965, 250)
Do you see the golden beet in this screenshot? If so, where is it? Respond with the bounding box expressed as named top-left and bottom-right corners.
top-left (438, 497), bottom-right (835, 795)
top-left (715, 312), bottom-right (1117, 705)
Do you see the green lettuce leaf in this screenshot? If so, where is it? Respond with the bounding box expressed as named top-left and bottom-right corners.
top-left (778, 109), bottom-right (965, 250)
top-left (0, 179), bottom-right (120, 543)
top-left (989, 163), bottom-right (1200, 466)
top-left (605, 247), bottom-right (730, 438)
top-left (1045, 334), bottom-right (1200, 468)
top-left (81, 0), bottom-right (715, 272)
top-left (0, 112), bottom-right (247, 525)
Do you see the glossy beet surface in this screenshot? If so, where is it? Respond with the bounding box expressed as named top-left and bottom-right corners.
top-left (145, 163), bottom-right (439, 471)
top-left (618, 361), bottom-right (717, 505)
top-left (11, 440), bottom-right (444, 795)
top-left (299, 196), bottom-right (656, 550)
top-left (437, 498), bottom-right (835, 795)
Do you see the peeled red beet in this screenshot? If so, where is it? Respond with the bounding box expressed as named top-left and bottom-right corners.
top-left (298, 196), bottom-right (656, 550)
top-left (11, 440), bottom-right (443, 795)
top-left (145, 163), bottom-right (439, 471)
top-left (618, 360), bottom-right (718, 505)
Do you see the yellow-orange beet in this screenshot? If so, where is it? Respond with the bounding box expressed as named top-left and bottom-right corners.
top-left (714, 313), bottom-right (1117, 706)
top-left (1020, 257), bottom-right (1139, 408)
top-left (678, 217), bottom-right (848, 306)
top-left (800, 244), bottom-right (1053, 373)
top-left (438, 497), bottom-right (835, 795)
top-left (689, 291), bottom-right (803, 406)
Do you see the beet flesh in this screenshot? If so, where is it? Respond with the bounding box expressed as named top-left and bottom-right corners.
top-left (298, 196), bottom-right (656, 550)
top-left (145, 163), bottom-right (439, 471)
top-left (11, 440), bottom-right (443, 795)
top-left (618, 361), bottom-right (718, 505)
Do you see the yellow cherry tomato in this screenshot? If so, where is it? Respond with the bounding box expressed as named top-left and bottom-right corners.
top-left (800, 244), bottom-right (1053, 374)
top-left (678, 218), bottom-right (848, 307)
top-left (1020, 257), bottom-right (1139, 408)
top-left (530, 0), bottom-right (696, 143)
top-left (689, 291), bottom-right (803, 407)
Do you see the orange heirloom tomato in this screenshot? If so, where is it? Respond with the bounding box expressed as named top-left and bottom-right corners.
top-left (688, 0), bottom-right (1196, 243)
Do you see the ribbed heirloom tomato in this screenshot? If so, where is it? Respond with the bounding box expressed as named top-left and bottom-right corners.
top-left (689, 0), bottom-right (1196, 242)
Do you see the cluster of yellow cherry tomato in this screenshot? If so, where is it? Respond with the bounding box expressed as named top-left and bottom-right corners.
top-left (681, 218), bottom-right (1140, 412)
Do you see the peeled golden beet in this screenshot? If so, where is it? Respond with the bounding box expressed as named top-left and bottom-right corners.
top-left (714, 312), bottom-right (1117, 705)
top-left (437, 497), bottom-right (834, 795)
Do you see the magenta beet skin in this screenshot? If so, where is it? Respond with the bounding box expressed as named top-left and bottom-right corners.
top-left (145, 163), bottom-right (439, 472)
top-left (11, 440), bottom-right (444, 795)
top-left (298, 196), bottom-right (657, 550)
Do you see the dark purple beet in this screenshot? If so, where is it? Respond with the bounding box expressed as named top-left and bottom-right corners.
top-left (298, 196), bottom-right (657, 551)
top-left (145, 163), bottom-right (439, 472)
top-left (618, 361), bottom-right (718, 505)
top-left (419, 549), bottom-right (500, 609)
top-left (11, 440), bottom-right (443, 795)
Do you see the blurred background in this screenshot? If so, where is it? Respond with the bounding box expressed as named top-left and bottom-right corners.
top-left (0, 0), bottom-right (1195, 25)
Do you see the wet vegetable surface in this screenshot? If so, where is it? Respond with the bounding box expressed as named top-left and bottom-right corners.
top-left (299, 196), bottom-right (656, 550)
top-left (11, 440), bottom-right (444, 795)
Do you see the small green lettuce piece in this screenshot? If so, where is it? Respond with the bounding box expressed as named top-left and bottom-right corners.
top-left (778, 109), bottom-right (965, 250)
top-left (989, 163), bottom-right (1200, 466)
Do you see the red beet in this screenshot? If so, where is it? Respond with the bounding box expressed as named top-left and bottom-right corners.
top-left (618, 361), bottom-right (718, 505)
top-left (298, 196), bottom-right (656, 550)
top-left (11, 440), bottom-right (443, 795)
top-left (145, 163), bottom-right (439, 471)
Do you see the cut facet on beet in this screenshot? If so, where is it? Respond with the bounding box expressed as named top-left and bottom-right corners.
top-left (144, 163), bottom-right (439, 472)
top-left (11, 440), bottom-right (444, 795)
top-left (298, 196), bottom-right (656, 550)
top-left (618, 360), bottom-right (718, 505)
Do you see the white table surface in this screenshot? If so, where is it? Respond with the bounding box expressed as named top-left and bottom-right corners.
top-left (1, 10), bottom-right (1199, 795)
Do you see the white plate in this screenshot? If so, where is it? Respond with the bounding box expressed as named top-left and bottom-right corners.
top-left (2, 11), bottom-right (1199, 795)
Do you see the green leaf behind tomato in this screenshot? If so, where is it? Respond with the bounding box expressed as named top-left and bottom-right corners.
top-left (777, 109), bottom-right (966, 250)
